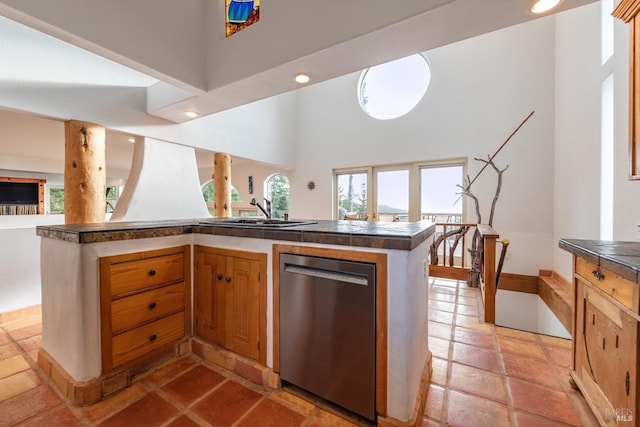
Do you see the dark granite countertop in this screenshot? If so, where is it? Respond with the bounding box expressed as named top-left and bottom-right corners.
top-left (36, 218), bottom-right (436, 251)
top-left (559, 239), bottom-right (640, 284)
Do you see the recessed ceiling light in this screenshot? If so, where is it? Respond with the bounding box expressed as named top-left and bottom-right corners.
top-left (294, 73), bottom-right (310, 84)
top-left (127, 138), bottom-right (135, 143)
top-left (531, 0), bottom-right (562, 14)
top-left (184, 110), bottom-right (200, 118)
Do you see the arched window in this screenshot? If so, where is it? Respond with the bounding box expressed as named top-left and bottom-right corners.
top-left (201, 181), bottom-right (241, 214)
top-left (265, 174), bottom-right (289, 219)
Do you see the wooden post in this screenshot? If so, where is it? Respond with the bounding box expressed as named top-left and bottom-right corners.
top-left (477, 224), bottom-right (499, 324)
top-left (213, 152), bottom-right (232, 218)
top-left (64, 120), bottom-right (106, 224)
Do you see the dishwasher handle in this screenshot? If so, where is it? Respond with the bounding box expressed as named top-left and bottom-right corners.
top-left (283, 263), bottom-right (369, 286)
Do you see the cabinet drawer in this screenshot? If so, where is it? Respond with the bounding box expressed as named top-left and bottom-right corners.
top-left (111, 312), bottom-right (184, 368)
top-left (576, 258), bottom-right (635, 310)
top-left (109, 253), bottom-right (184, 296)
top-left (111, 283), bottom-right (185, 334)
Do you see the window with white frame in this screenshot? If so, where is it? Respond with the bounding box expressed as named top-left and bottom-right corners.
top-left (334, 159), bottom-right (465, 222)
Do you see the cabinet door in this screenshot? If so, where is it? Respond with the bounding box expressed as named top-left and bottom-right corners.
top-left (224, 256), bottom-right (261, 360)
top-left (576, 279), bottom-right (638, 425)
top-left (583, 297), bottom-right (637, 418)
top-left (194, 250), bottom-right (226, 345)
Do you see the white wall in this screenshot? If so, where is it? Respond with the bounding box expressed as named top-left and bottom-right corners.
top-left (0, 111), bottom-right (64, 174)
top-left (0, 215), bottom-right (64, 312)
top-left (0, 169), bottom-right (64, 313)
top-left (0, 167), bottom-right (123, 314)
top-left (553, 3), bottom-right (602, 281)
top-left (496, 290), bottom-right (571, 338)
top-left (111, 138), bottom-right (210, 221)
top-left (552, 2), bottom-right (640, 281)
top-left (291, 14), bottom-right (558, 275)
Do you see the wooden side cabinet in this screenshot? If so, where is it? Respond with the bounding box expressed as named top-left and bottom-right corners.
top-left (572, 257), bottom-right (640, 426)
top-left (100, 245), bottom-right (191, 373)
top-left (194, 245), bottom-right (267, 364)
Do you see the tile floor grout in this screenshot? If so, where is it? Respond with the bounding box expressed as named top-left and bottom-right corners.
top-left (1, 278), bottom-right (601, 426)
top-left (0, 315), bottom-right (364, 427)
top-left (424, 277), bottom-right (600, 427)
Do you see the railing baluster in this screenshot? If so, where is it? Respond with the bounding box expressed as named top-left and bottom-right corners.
top-left (428, 221), bottom-right (499, 324)
top-left (478, 225), bottom-right (499, 324)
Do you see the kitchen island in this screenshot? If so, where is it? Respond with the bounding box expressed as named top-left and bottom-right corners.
top-left (36, 219), bottom-right (435, 424)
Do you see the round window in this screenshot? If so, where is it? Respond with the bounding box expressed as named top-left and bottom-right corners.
top-left (358, 53), bottom-right (431, 120)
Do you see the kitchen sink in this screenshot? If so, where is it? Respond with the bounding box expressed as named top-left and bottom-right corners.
top-left (199, 218), bottom-right (318, 227)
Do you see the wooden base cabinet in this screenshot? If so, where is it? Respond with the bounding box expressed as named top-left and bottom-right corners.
top-left (100, 246), bottom-right (191, 373)
top-left (572, 257), bottom-right (640, 426)
top-left (194, 246), bottom-right (267, 364)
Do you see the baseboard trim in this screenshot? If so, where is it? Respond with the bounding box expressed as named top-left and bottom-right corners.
top-left (191, 337), bottom-right (280, 389)
top-left (38, 337), bottom-right (190, 406)
top-left (37, 348), bottom-right (102, 406)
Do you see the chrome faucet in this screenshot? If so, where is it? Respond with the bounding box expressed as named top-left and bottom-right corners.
top-left (250, 198), bottom-right (271, 219)
top-left (263, 198), bottom-right (272, 218)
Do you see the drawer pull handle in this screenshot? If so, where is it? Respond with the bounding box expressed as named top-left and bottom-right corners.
top-left (217, 274), bottom-right (223, 280)
top-left (591, 269), bottom-right (605, 281)
top-left (225, 276), bottom-right (231, 283)
top-left (626, 371), bottom-right (630, 396)
top-left (149, 334), bottom-right (157, 342)
top-left (149, 269), bottom-right (156, 276)
top-left (148, 302), bottom-right (157, 309)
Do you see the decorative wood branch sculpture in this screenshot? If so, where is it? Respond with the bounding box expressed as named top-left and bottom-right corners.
top-left (457, 156), bottom-right (508, 287)
top-left (458, 174), bottom-right (481, 224)
top-left (429, 225), bottom-right (469, 266)
top-left (429, 112), bottom-right (533, 287)
top-left (448, 226), bottom-right (470, 266)
top-left (475, 156), bottom-right (509, 227)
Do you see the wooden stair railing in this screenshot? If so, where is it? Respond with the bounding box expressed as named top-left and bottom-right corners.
top-left (477, 224), bottom-right (499, 323)
top-left (428, 222), bottom-right (501, 323)
top-left (428, 222), bottom-right (474, 281)
top-left (429, 223), bottom-right (571, 329)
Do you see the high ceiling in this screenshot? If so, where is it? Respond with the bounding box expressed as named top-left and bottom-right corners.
top-left (0, 0), bottom-right (599, 175)
top-left (0, 0), bottom-right (598, 124)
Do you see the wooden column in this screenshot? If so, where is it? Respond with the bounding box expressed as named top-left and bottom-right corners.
top-left (64, 120), bottom-right (106, 224)
top-left (213, 152), bottom-right (232, 218)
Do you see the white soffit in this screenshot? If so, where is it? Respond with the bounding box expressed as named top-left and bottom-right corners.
top-left (0, 15), bottom-right (158, 87)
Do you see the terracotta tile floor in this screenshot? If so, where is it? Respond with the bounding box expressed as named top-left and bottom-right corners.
top-left (424, 278), bottom-right (600, 427)
top-left (0, 278), bottom-right (601, 426)
top-left (0, 312), bottom-right (361, 426)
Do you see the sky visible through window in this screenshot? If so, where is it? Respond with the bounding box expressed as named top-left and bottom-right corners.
top-left (338, 164), bottom-right (463, 218)
top-left (358, 54), bottom-right (431, 120)
top-left (421, 166), bottom-right (463, 214)
top-left (377, 170), bottom-right (408, 213)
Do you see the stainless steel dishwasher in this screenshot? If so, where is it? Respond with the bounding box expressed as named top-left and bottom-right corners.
top-left (279, 253), bottom-right (376, 421)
